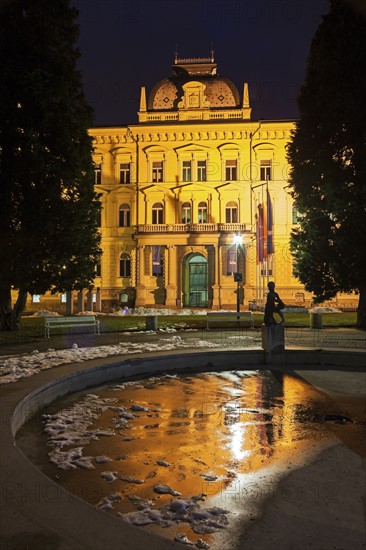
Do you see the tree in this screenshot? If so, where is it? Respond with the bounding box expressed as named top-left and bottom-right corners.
top-left (0, 0), bottom-right (101, 330)
top-left (287, 0), bottom-right (366, 329)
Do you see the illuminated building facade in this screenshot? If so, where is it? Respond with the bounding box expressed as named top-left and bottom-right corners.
top-left (90, 54), bottom-right (314, 311)
top-left (27, 55), bottom-right (357, 312)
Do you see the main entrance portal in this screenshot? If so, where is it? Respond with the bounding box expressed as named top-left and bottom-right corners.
top-left (183, 253), bottom-right (208, 307)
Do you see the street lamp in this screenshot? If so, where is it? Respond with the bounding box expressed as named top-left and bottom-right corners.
top-left (233, 233), bottom-right (243, 314)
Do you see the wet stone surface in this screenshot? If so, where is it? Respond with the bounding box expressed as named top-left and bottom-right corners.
top-left (17, 370), bottom-right (362, 548)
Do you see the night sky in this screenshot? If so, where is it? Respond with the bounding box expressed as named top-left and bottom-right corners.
top-left (73, 0), bottom-right (329, 126)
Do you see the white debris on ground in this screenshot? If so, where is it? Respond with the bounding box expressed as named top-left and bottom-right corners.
top-left (119, 496), bottom-right (229, 536)
top-left (0, 337), bottom-right (222, 385)
top-left (309, 306), bottom-right (342, 313)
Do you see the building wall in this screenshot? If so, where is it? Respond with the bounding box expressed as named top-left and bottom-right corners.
top-left (87, 119), bottom-right (318, 311)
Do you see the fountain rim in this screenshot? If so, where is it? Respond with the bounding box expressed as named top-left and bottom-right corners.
top-left (2, 347), bottom-right (365, 550)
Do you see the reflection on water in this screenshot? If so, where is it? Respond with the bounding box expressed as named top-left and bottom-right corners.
top-left (18, 370), bottom-right (361, 547)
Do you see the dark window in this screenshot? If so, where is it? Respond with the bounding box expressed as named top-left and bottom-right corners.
top-left (225, 160), bottom-right (237, 181)
top-left (119, 163), bottom-right (131, 184)
top-left (119, 204), bottom-right (130, 227)
top-left (182, 202), bottom-right (191, 223)
top-left (198, 201), bottom-right (207, 223)
top-left (119, 254), bottom-right (131, 277)
top-left (152, 202), bottom-right (164, 224)
top-left (260, 160), bottom-right (272, 181)
top-left (197, 160), bottom-right (207, 181)
top-left (182, 161), bottom-right (192, 182)
top-left (225, 201), bottom-right (238, 223)
top-left (95, 262), bottom-right (101, 277)
top-left (152, 161), bottom-right (163, 182)
top-left (94, 163), bottom-right (102, 184)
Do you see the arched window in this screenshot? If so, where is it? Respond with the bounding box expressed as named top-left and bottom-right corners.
top-left (225, 201), bottom-right (238, 223)
top-left (152, 202), bottom-right (164, 224)
top-left (182, 202), bottom-right (191, 224)
top-left (198, 201), bottom-right (207, 224)
top-left (119, 253), bottom-right (131, 277)
top-left (119, 204), bottom-right (130, 227)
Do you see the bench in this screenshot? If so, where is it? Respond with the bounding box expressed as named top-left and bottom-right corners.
top-left (207, 311), bottom-right (254, 329)
top-left (45, 316), bottom-right (100, 338)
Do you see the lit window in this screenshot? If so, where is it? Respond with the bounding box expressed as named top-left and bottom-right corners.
top-left (119, 254), bottom-right (131, 277)
top-left (182, 202), bottom-right (191, 223)
top-left (225, 201), bottom-right (238, 223)
top-left (60, 293), bottom-right (67, 303)
top-left (198, 201), bottom-right (207, 223)
top-left (119, 163), bottom-right (131, 184)
top-left (197, 160), bottom-right (207, 181)
top-left (94, 163), bottom-right (102, 184)
top-left (119, 204), bottom-right (130, 227)
top-left (32, 295), bottom-right (41, 303)
top-left (152, 161), bottom-right (163, 182)
top-left (152, 202), bottom-right (164, 224)
top-left (260, 160), bottom-right (272, 181)
top-left (225, 160), bottom-right (237, 181)
top-left (182, 161), bottom-right (192, 182)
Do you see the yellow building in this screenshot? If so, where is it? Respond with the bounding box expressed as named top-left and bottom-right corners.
top-left (90, 54), bottom-right (313, 312)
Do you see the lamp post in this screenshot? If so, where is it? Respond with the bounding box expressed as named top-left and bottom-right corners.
top-left (233, 233), bottom-right (242, 315)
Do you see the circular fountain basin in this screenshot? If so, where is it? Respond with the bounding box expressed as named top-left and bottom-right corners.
top-left (2, 348), bottom-right (365, 550)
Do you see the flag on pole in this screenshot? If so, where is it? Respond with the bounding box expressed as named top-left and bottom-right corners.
top-left (267, 190), bottom-right (274, 255)
top-left (256, 205), bottom-right (265, 263)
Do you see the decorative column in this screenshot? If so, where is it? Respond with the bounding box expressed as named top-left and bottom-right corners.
top-left (65, 291), bottom-right (74, 316)
top-left (77, 290), bottom-right (85, 313)
top-left (86, 289), bottom-right (93, 311)
top-left (135, 245), bottom-right (147, 307)
top-left (211, 243), bottom-right (220, 309)
top-left (165, 245), bottom-right (177, 307)
top-left (95, 288), bottom-right (102, 312)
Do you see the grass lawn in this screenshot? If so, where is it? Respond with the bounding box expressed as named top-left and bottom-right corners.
top-left (0, 312), bottom-right (359, 346)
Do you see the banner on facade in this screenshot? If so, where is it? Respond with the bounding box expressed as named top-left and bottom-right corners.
top-left (152, 245), bottom-right (162, 275)
top-left (227, 244), bottom-right (237, 274)
top-left (256, 191), bottom-right (274, 263)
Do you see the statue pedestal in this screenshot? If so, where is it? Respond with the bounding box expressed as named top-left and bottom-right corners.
top-left (261, 324), bottom-right (285, 354)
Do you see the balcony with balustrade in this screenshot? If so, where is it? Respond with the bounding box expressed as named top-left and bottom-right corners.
top-left (136, 223), bottom-right (248, 234)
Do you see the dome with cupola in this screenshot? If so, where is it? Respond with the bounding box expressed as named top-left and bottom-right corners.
top-left (138, 53), bottom-right (251, 122)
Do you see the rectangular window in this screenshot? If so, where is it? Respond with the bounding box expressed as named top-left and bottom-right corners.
top-left (119, 163), bottom-right (131, 184)
top-left (119, 208), bottom-right (130, 227)
top-left (152, 161), bottom-right (163, 182)
top-left (197, 160), bottom-right (207, 182)
top-left (95, 262), bottom-right (101, 277)
top-left (182, 161), bottom-right (192, 182)
top-left (260, 160), bottom-right (272, 181)
top-left (32, 295), bottom-right (41, 303)
top-left (94, 163), bottom-right (102, 184)
top-left (120, 258), bottom-right (131, 277)
top-left (225, 160), bottom-right (237, 181)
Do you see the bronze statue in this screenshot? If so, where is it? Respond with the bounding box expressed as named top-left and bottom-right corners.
top-left (264, 281), bottom-right (285, 326)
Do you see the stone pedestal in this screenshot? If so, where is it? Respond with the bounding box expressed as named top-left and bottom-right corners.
top-left (261, 324), bottom-right (285, 353)
top-left (77, 290), bottom-right (85, 313)
top-left (65, 291), bottom-right (74, 316)
top-left (95, 289), bottom-right (102, 312)
top-left (86, 291), bottom-right (93, 312)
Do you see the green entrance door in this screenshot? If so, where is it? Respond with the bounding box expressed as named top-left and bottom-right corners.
top-left (184, 254), bottom-right (208, 307)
